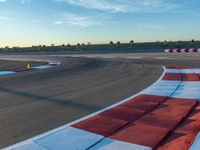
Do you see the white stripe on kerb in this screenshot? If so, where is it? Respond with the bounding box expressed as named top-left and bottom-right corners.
top-left (89, 138), bottom-right (152, 150)
top-left (166, 69), bottom-right (200, 74)
top-left (48, 62), bottom-right (61, 65)
top-left (0, 71), bottom-right (16, 75)
top-left (189, 132), bottom-right (200, 150)
top-left (172, 82), bottom-right (200, 100)
top-left (32, 65), bottom-right (53, 70)
top-left (142, 80), bottom-right (180, 97)
top-left (35, 127), bottom-right (104, 150)
top-left (12, 142), bottom-right (47, 150)
top-left (165, 69), bottom-right (181, 73)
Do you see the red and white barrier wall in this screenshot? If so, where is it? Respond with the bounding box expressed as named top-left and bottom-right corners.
top-left (4, 66), bottom-right (200, 150)
top-left (165, 48), bottom-right (200, 53)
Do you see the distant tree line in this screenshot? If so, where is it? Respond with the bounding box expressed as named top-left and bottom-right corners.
top-left (0, 39), bottom-right (199, 53)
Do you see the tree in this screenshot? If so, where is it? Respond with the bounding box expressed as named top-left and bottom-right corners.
top-left (77, 43), bottom-right (81, 48)
top-left (130, 40), bottom-right (134, 47)
top-left (51, 44), bottom-right (55, 47)
top-left (117, 41), bottom-right (121, 48)
top-left (67, 44), bottom-right (71, 48)
top-left (109, 41), bottom-right (114, 48)
top-left (164, 40), bottom-right (168, 47)
top-left (81, 43), bottom-right (86, 47)
top-left (12, 46), bottom-right (17, 51)
top-left (191, 39), bottom-right (195, 43)
top-left (4, 46), bottom-right (9, 53)
top-left (87, 42), bottom-right (92, 46)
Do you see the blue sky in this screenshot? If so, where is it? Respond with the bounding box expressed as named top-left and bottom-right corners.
top-left (0, 0), bottom-right (200, 47)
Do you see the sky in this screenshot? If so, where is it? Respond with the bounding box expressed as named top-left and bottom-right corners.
top-left (0, 0), bottom-right (200, 47)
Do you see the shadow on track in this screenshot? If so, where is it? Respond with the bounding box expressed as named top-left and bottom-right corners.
top-left (0, 86), bottom-right (100, 111)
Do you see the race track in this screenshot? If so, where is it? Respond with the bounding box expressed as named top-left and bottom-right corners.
top-left (0, 53), bottom-right (200, 149)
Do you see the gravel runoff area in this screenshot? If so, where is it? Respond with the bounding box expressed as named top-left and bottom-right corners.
top-left (0, 60), bottom-right (45, 71)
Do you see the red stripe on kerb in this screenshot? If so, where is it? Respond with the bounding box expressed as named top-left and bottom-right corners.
top-left (162, 73), bottom-right (182, 80)
top-left (165, 66), bottom-right (189, 69)
top-left (135, 113), bottom-right (183, 130)
top-left (157, 133), bottom-right (197, 150)
top-left (70, 87), bottom-right (198, 149)
top-left (153, 98), bottom-right (197, 118)
top-left (111, 97), bottom-right (197, 149)
top-left (162, 71), bottom-right (200, 81)
top-left (110, 123), bottom-right (170, 149)
top-left (118, 95), bottom-right (167, 112)
top-left (120, 100), bottom-right (159, 112)
top-left (128, 94), bottom-right (167, 103)
top-left (164, 98), bottom-right (198, 107)
top-left (100, 106), bottom-right (145, 122)
top-left (166, 66), bottom-right (177, 69)
top-left (135, 98), bottom-right (197, 130)
top-left (176, 104), bottom-right (200, 135)
top-left (190, 104), bottom-right (200, 120)
top-left (158, 104), bottom-right (200, 150)
top-left (46, 63), bottom-right (57, 66)
top-left (15, 68), bottom-right (36, 72)
top-left (72, 115), bottom-right (127, 137)
top-left (182, 74), bottom-right (200, 81)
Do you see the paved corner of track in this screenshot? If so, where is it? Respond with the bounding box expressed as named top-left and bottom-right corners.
top-left (4, 64), bottom-right (200, 150)
top-left (0, 62), bottom-right (61, 76)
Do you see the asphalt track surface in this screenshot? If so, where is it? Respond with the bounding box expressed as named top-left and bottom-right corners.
top-left (0, 53), bottom-right (200, 148)
top-left (0, 60), bottom-right (45, 71)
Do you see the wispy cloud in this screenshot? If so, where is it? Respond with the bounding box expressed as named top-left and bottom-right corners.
top-left (21, 0), bottom-right (31, 4)
top-left (52, 12), bottom-right (109, 27)
top-left (137, 23), bottom-right (167, 30)
top-left (31, 19), bottom-right (40, 24)
top-left (0, 0), bottom-right (31, 3)
top-left (0, 16), bottom-right (13, 21)
top-left (51, 20), bottom-right (63, 26)
top-left (54, 0), bottom-right (180, 13)
top-left (0, 0), bottom-right (8, 2)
